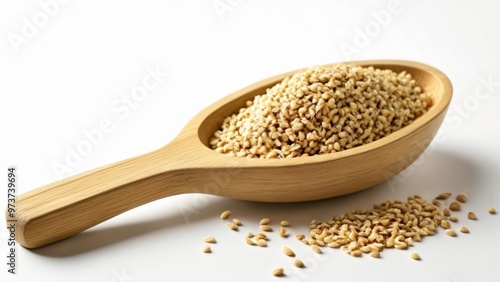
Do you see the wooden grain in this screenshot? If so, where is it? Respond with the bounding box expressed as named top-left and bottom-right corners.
top-left (9, 60), bottom-right (452, 248)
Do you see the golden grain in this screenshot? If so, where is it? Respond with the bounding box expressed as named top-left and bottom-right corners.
top-left (351, 250), bottom-right (362, 257)
top-left (440, 220), bottom-right (451, 229)
top-left (445, 229), bottom-right (457, 237)
top-left (259, 225), bottom-right (273, 232)
top-left (311, 245), bottom-right (322, 254)
top-left (449, 202), bottom-right (461, 211)
top-left (283, 246), bottom-right (295, 257)
top-left (370, 250), bottom-right (380, 258)
top-left (211, 64), bottom-right (429, 158)
top-left (456, 194), bottom-right (467, 203)
top-left (232, 218), bottom-right (242, 226)
top-left (443, 208), bottom-right (451, 217)
top-left (293, 259), bottom-right (305, 268)
top-left (467, 212), bottom-right (477, 220)
top-left (449, 216), bottom-right (458, 222)
top-left (260, 218), bottom-right (271, 225)
top-left (220, 210), bottom-right (231, 220)
top-left (279, 227), bottom-right (288, 237)
top-left (459, 226), bottom-right (470, 233)
top-left (272, 268), bottom-right (284, 276)
top-left (280, 220), bottom-right (290, 227)
top-left (410, 252), bottom-right (421, 260)
top-left (257, 239), bottom-right (267, 247)
top-left (203, 245), bottom-right (211, 253)
top-left (203, 236), bottom-right (216, 243)
top-left (227, 222), bottom-right (238, 231)
top-left (489, 207), bottom-right (496, 214)
top-left (245, 238), bottom-right (256, 245)
top-left (436, 192), bottom-right (452, 200)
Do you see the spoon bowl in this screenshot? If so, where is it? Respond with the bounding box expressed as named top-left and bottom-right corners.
top-left (10, 60), bottom-right (452, 248)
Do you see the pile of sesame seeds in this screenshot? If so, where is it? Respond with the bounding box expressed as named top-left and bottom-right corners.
top-left (201, 193), bottom-right (496, 277)
top-left (211, 63), bottom-right (431, 158)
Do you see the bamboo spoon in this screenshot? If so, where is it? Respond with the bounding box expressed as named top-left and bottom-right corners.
top-left (10, 60), bottom-right (452, 248)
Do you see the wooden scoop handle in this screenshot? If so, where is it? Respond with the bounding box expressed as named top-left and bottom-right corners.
top-left (11, 143), bottom-right (194, 248)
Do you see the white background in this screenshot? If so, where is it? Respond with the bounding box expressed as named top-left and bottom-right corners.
top-left (1, 1), bottom-right (499, 281)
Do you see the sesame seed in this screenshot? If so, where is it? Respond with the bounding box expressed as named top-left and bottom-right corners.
top-left (410, 252), bottom-right (421, 260)
top-left (459, 226), bottom-right (470, 233)
top-left (467, 212), bottom-right (477, 220)
top-left (488, 207), bottom-right (496, 214)
top-left (445, 229), bottom-right (457, 237)
top-left (203, 245), bottom-right (211, 253)
top-left (449, 202), bottom-right (461, 211)
top-left (272, 268), bottom-right (284, 276)
top-left (456, 194), bottom-right (467, 203)
top-left (293, 259), bottom-right (305, 268)
top-left (260, 218), bottom-right (270, 225)
top-left (283, 246), bottom-right (295, 257)
top-left (220, 210), bottom-right (231, 220)
top-left (203, 236), bottom-right (216, 243)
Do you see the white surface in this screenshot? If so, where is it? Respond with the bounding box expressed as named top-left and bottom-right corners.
top-left (1, 1), bottom-right (499, 281)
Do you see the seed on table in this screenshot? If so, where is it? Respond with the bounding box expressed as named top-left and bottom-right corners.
top-left (296, 234), bottom-right (305, 240)
top-left (256, 233), bottom-right (268, 240)
top-left (351, 250), bottom-right (362, 257)
top-left (436, 192), bottom-right (452, 200)
top-left (456, 194), bottom-right (467, 203)
top-left (227, 222), bottom-right (238, 231)
top-left (279, 227), bottom-right (288, 237)
top-left (410, 252), bottom-right (421, 260)
top-left (245, 238), bottom-right (256, 245)
top-left (488, 207), bottom-right (496, 214)
top-left (246, 232), bottom-right (254, 238)
top-left (445, 229), bottom-right (457, 237)
top-left (280, 220), bottom-right (290, 227)
top-left (449, 202), bottom-right (461, 211)
top-left (272, 268), bottom-right (284, 277)
top-left (283, 246), bottom-right (295, 257)
top-left (257, 239), bottom-right (267, 247)
top-left (440, 220), bottom-right (451, 229)
top-left (220, 210), bottom-right (231, 220)
top-left (449, 216), bottom-right (458, 222)
top-left (443, 208), bottom-right (451, 217)
top-left (370, 251), bottom-right (380, 258)
top-left (360, 246), bottom-right (372, 253)
top-left (260, 218), bottom-right (270, 225)
top-left (293, 259), bottom-right (305, 268)
top-left (260, 225), bottom-right (273, 232)
top-left (467, 212), bottom-right (477, 220)
top-left (432, 199), bottom-right (441, 207)
top-left (311, 245), bottom-right (322, 254)
top-left (203, 236), bottom-right (216, 243)
top-left (459, 226), bottom-right (470, 233)
top-left (203, 245), bottom-right (211, 253)
top-left (232, 218), bottom-right (242, 226)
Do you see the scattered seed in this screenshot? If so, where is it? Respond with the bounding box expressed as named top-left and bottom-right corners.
top-left (260, 218), bottom-right (270, 225)
top-left (246, 232), bottom-right (254, 238)
top-left (488, 207), bottom-right (496, 214)
top-left (256, 233), bottom-right (268, 240)
top-left (203, 236), bottom-right (216, 243)
top-left (351, 250), bottom-right (362, 257)
top-left (227, 222), bottom-right (238, 231)
top-left (257, 240), bottom-right (267, 247)
top-left (449, 202), bottom-right (461, 211)
top-left (283, 246), bottom-right (295, 257)
top-left (232, 218), bottom-right (242, 226)
top-left (311, 245), bottom-right (322, 254)
top-left (467, 212), bottom-right (477, 220)
top-left (410, 252), bottom-right (421, 260)
top-left (245, 238), bottom-right (256, 245)
top-left (370, 251), bottom-right (380, 258)
top-left (432, 199), bottom-right (441, 207)
top-left (459, 226), bottom-right (470, 233)
top-left (203, 245), bottom-right (211, 253)
top-left (220, 210), bottom-right (231, 220)
top-left (260, 225), bottom-right (273, 232)
top-left (443, 208), bottom-right (451, 217)
top-left (272, 268), bottom-right (284, 277)
top-left (436, 192), bottom-right (452, 200)
top-left (360, 246), bottom-right (372, 253)
top-left (456, 194), bottom-right (467, 203)
top-left (296, 234), bottom-right (305, 240)
top-left (293, 259), bottom-right (305, 268)
top-left (449, 216), bottom-right (458, 222)
top-left (445, 229), bottom-right (457, 237)
top-left (440, 220), bottom-right (451, 229)
top-left (280, 220), bottom-right (290, 227)
top-left (279, 227), bottom-right (288, 237)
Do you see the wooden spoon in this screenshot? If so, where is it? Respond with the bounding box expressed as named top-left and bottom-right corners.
top-left (10, 60), bottom-right (452, 248)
